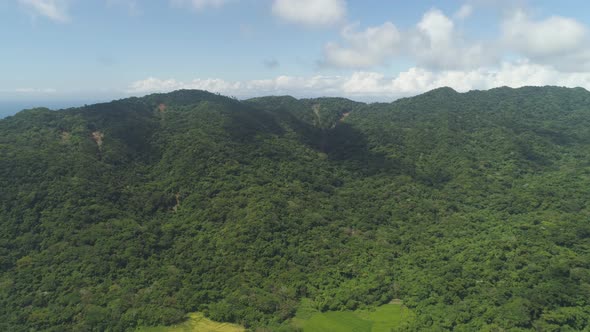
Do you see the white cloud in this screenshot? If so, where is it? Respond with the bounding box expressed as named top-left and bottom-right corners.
top-left (324, 22), bottom-right (402, 67)
top-left (411, 9), bottom-right (494, 70)
top-left (272, 0), bottom-right (346, 26)
top-left (323, 8), bottom-right (495, 70)
top-left (170, 0), bottom-right (230, 10)
top-left (127, 75), bottom-right (344, 97)
top-left (382, 61), bottom-right (590, 95)
top-left (127, 61), bottom-right (590, 101)
top-left (454, 4), bottom-right (472, 19)
top-left (19, 0), bottom-right (69, 23)
top-left (502, 10), bottom-right (588, 59)
top-left (128, 78), bottom-right (184, 93)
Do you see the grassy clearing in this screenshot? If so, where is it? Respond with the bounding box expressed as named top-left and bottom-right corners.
top-left (136, 312), bottom-right (245, 332)
top-left (292, 299), bottom-right (414, 332)
top-left (138, 301), bottom-right (412, 332)
top-left (356, 303), bottom-right (414, 332)
top-left (301, 311), bottom-right (372, 332)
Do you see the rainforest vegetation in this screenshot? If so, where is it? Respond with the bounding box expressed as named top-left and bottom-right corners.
top-left (1, 86), bottom-right (590, 331)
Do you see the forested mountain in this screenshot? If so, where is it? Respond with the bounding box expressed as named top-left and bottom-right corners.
top-left (1, 87), bottom-right (590, 331)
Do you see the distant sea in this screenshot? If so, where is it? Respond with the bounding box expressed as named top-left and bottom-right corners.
top-left (0, 100), bottom-right (108, 119)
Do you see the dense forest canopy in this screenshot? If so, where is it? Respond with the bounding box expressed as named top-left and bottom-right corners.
top-left (1, 86), bottom-right (590, 331)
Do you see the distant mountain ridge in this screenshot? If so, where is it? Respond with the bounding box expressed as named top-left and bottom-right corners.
top-left (1, 86), bottom-right (590, 331)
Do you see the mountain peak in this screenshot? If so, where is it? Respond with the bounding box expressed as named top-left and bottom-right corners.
top-left (424, 86), bottom-right (459, 96)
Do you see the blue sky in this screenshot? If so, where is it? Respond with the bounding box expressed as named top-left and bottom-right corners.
top-left (3, 0), bottom-right (590, 113)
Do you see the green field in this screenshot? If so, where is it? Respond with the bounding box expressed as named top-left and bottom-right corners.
top-left (292, 300), bottom-right (414, 332)
top-left (137, 301), bottom-right (412, 332)
top-left (136, 312), bottom-right (244, 332)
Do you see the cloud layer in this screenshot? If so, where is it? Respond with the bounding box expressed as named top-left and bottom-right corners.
top-left (127, 60), bottom-right (590, 101)
top-left (19, 0), bottom-right (69, 22)
top-left (502, 10), bottom-right (587, 58)
top-left (501, 10), bottom-right (590, 71)
top-left (169, 0), bottom-right (230, 10)
top-left (323, 8), bottom-right (495, 70)
top-left (324, 22), bottom-right (402, 67)
top-left (323, 5), bottom-right (590, 72)
top-left (0, 87), bottom-right (57, 94)
top-left (272, 0), bottom-right (346, 26)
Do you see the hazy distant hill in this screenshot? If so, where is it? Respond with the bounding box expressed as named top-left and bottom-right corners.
top-left (1, 87), bottom-right (590, 331)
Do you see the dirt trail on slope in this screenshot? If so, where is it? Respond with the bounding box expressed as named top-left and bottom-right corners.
top-left (312, 104), bottom-right (321, 127)
top-left (173, 193), bottom-right (181, 212)
top-left (313, 104), bottom-right (353, 129)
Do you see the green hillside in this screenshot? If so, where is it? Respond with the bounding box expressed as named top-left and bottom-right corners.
top-left (1, 87), bottom-right (590, 331)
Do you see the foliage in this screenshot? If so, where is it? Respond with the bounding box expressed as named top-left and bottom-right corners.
top-left (1, 87), bottom-right (590, 331)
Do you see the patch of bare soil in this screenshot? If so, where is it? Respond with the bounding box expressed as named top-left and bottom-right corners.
top-left (91, 131), bottom-right (104, 149)
top-left (60, 131), bottom-right (71, 142)
top-left (339, 111), bottom-right (351, 122)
